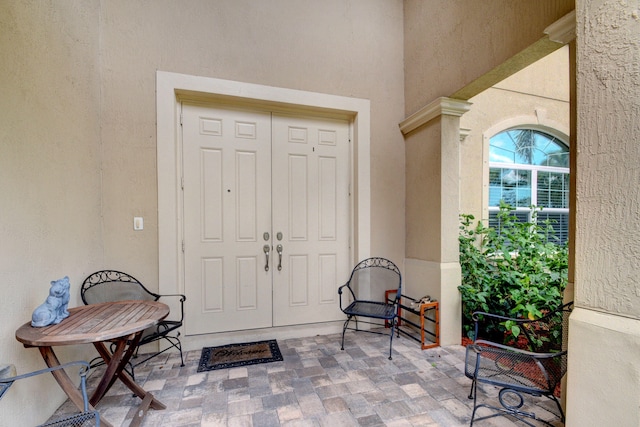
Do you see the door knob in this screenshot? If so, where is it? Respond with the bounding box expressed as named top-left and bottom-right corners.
top-left (276, 244), bottom-right (283, 271)
top-left (263, 245), bottom-right (271, 271)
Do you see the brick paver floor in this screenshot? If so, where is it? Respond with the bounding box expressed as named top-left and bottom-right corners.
top-left (46, 330), bottom-right (564, 426)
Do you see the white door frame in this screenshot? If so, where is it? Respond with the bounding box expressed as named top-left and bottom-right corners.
top-left (156, 71), bottom-right (371, 340)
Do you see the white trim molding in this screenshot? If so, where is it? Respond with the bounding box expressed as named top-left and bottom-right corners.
top-left (544, 10), bottom-right (576, 44)
top-left (459, 128), bottom-right (471, 142)
top-left (399, 97), bottom-right (472, 135)
top-left (156, 71), bottom-right (371, 311)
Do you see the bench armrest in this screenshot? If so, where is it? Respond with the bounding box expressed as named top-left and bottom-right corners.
top-left (337, 283), bottom-right (354, 310)
top-left (157, 293), bottom-right (186, 322)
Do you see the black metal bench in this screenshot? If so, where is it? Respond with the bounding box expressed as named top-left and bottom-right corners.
top-left (338, 257), bottom-right (402, 360)
top-left (464, 302), bottom-right (573, 426)
top-left (81, 270), bottom-right (186, 379)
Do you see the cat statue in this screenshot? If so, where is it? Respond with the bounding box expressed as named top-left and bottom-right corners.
top-left (31, 276), bottom-right (71, 327)
top-left (410, 295), bottom-right (436, 308)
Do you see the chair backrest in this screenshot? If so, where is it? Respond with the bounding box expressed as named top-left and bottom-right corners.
top-left (1, 361), bottom-right (98, 423)
top-left (0, 364), bottom-right (17, 400)
top-left (473, 301), bottom-right (573, 353)
top-left (81, 270), bottom-right (158, 305)
top-left (347, 257), bottom-right (401, 302)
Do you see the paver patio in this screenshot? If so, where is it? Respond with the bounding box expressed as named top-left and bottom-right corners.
top-left (46, 330), bottom-right (564, 426)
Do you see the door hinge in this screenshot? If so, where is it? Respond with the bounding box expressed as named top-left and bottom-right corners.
top-left (181, 176), bottom-right (184, 190)
top-left (180, 110), bottom-right (183, 126)
top-left (181, 240), bottom-right (185, 253)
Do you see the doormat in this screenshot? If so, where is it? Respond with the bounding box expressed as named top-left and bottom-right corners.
top-left (197, 339), bottom-right (283, 372)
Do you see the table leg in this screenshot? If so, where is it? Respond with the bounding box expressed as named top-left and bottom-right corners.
top-left (91, 333), bottom-right (139, 405)
top-left (92, 333), bottom-right (166, 411)
top-left (110, 366), bottom-right (166, 410)
top-left (38, 347), bottom-right (114, 427)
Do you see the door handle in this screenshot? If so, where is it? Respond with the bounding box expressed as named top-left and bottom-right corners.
top-left (276, 244), bottom-right (283, 271)
top-left (263, 245), bottom-right (271, 271)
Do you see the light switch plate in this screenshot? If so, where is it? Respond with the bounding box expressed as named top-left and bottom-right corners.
top-left (134, 217), bottom-right (144, 231)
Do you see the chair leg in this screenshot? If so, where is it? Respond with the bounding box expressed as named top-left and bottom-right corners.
top-left (468, 378), bottom-right (476, 400)
top-left (129, 364), bottom-right (136, 381)
top-left (469, 379), bottom-right (479, 426)
top-left (132, 335), bottom-right (184, 368)
top-left (388, 319), bottom-right (395, 360)
top-left (550, 393), bottom-right (566, 423)
top-left (179, 343), bottom-right (185, 367)
top-left (471, 386), bottom-right (556, 427)
top-left (170, 334), bottom-right (185, 367)
top-left (341, 316), bottom-right (352, 351)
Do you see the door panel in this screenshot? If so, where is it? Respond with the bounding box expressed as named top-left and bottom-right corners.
top-left (202, 258), bottom-right (223, 311)
top-left (319, 156), bottom-right (338, 239)
top-left (289, 255), bottom-right (309, 305)
top-left (201, 149), bottom-right (223, 240)
top-left (271, 114), bottom-right (350, 326)
top-left (182, 103), bottom-right (272, 335)
top-left (288, 155), bottom-right (308, 239)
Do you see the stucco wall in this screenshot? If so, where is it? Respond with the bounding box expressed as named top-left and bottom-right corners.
top-left (403, 0), bottom-right (574, 111)
top-left (0, 1), bottom-right (103, 425)
top-left (402, 0), bottom-right (575, 254)
top-left (405, 120), bottom-right (442, 261)
top-left (99, 0), bottom-right (406, 282)
top-left (1, 1), bottom-right (405, 424)
top-left (402, 1), bottom-right (573, 347)
top-left (574, 0), bottom-right (640, 320)
top-left (459, 46), bottom-right (570, 221)
top-left (566, 0), bottom-right (640, 425)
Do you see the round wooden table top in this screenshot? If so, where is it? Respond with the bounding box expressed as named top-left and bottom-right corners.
top-left (16, 300), bottom-right (170, 347)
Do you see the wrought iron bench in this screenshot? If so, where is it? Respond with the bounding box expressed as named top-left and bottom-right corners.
top-left (464, 302), bottom-right (573, 426)
top-left (81, 270), bottom-right (186, 379)
top-left (0, 361), bottom-right (100, 426)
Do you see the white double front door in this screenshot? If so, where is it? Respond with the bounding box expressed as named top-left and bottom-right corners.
top-left (181, 103), bottom-right (350, 335)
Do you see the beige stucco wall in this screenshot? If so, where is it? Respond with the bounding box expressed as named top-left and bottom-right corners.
top-left (1, 1), bottom-right (405, 424)
top-left (405, 121), bottom-right (442, 261)
top-left (8, 1), bottom-right (637, 425)
top-left (402, 1), bottom-right (573, 346)
top-left (0, 1), bottom-right (103, 424)
top-left (459, 46), bottom-right (570, 222)
top-left (567, 1), bottom-right (640, 425)
top-left (574, 1), bottom-right (640, 319)
top-left (403, 0), bottom-right (574, 114)
top-left (404, 108), bottom-right (467, 345)
top-left (98, 0), bottom-right (406, 279)
top-left (97, 0), bottom-right (405, 280)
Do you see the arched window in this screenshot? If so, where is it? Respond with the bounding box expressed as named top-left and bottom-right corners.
top-left (489, 128), bottom-right (569, 244)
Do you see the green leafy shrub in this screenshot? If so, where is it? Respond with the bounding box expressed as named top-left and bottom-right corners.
top-left (458, 203), bottom-right (568, 340)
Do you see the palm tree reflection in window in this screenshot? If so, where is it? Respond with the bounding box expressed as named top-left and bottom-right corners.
top-left (488, 129), bottom-right (569, 244)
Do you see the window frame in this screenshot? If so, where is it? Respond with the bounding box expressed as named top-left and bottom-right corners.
top-left (487, 128), bottom-right (570, 244)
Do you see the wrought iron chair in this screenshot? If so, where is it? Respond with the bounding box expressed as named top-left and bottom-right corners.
top-left (0, 361), bottom-right (100, 426)
top-left (338, 257), bottom-right (402, 360)
top-left (81, 270), bottom-right (186, 378)
top-left (465, 301), bottom-right (573, 426)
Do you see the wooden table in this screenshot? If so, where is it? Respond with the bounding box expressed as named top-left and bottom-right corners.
top-left (16, 300), bottom-right (170, 427)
